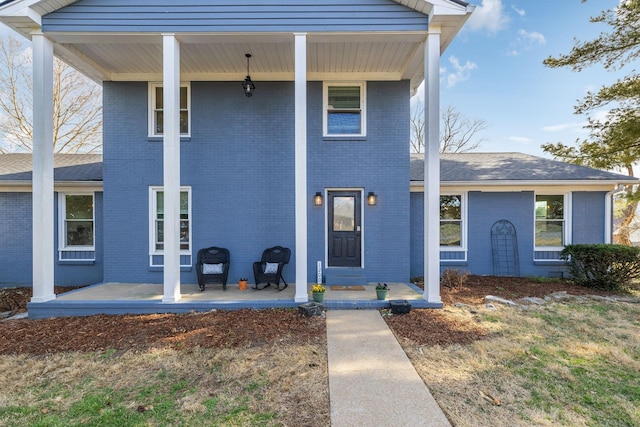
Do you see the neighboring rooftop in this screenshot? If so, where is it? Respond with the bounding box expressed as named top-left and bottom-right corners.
top-left (411, 152), bottom-right (637, 184)
top-left (0, 153), bottom-right (102, 182)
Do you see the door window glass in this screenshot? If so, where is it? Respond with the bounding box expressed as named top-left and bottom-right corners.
top-left (333, 196), bottom-right (355, 231)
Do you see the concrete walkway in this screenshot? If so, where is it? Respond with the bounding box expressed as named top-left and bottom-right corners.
top-left (326, 310), bottom-right (451, 427)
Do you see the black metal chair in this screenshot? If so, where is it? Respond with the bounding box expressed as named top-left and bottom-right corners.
top-left (195, 246), bottom-right (230, 291)
top-left (252, 246), bottom-right (291, 290)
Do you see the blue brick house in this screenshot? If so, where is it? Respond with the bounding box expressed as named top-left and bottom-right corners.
top-left (0, 0), bottom-right (635, 316)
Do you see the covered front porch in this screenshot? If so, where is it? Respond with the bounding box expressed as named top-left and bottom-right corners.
top-left (27, 281), bottom-right (439, 319)
top-left (0, 0), bottom-right (476, 317)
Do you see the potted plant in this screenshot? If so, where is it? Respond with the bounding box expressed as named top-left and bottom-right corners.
top-left (311, 283), bottom-right (326, 303)
top-left (238, 278), bottom-right (248, 291)
top-left (376, 283), bottom-right (389, 300)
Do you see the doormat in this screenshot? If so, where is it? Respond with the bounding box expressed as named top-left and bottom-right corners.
top-left (330, 285), bottom-right (366, 291)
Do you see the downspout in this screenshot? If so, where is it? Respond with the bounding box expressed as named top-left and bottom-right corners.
top-left (605, 190), bottom-right (613, 244)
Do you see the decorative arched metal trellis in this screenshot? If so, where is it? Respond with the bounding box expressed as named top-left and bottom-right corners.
top-left (491, 219), bottom-right (520, 277)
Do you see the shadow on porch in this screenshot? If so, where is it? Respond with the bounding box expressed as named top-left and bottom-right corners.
top-left (26, 282), bottom-right (442, 319)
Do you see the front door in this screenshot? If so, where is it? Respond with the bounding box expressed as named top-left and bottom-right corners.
top-left (328, 191), bottom-right (362, 267)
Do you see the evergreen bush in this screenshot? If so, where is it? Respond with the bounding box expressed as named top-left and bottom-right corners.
top-left (561, 244), bottom-right (640, 291)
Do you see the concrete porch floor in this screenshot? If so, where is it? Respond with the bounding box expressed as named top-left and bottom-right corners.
top-left (27, 282), bottom-right (442, 319)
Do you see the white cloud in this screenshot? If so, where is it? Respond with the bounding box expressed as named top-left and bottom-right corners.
top-left (512, 6), bottom-right (526, 17)
top-left (542, 121), bottom-right (588, 133)
top-left (507, 29), bottom-right (546, 56)
top-left (442, 56), bottom-right (478, 88)
top-left (466, 0), bottom-right (510, 34)
top-left (508, 136), bottom-right (533, 144)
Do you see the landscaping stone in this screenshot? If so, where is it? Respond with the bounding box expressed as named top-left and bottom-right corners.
top-left (0, 311), bottom-right (14, 320)
top-left (586, 295), bottom-right (617, 303)
top-left (519, 297), bottom-right (546, 305)
top-left (484, 295), bottom-right (518, 307)
top-left (611, 296), bottom-right (640, 303)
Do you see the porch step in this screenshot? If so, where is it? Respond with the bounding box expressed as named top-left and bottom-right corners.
top-left (325, 269), bottom-right (367, 286)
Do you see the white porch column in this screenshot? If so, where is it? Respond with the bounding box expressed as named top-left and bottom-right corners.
top-left (294, 33), bottom-right (309, 303)
top-left (162, 34), bottom-right (181, 303)
top-left (423, 27), bottom-right (442, 304)
top-left (31, 32), bottom-right (55, 303)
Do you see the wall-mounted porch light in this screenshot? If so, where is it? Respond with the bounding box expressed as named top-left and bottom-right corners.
top-left (314, 192), bottom-right (323, 206)
top-left (242, 54), bottom-right (255, 97)
top-left (367, 192), bottom-right (377, 206)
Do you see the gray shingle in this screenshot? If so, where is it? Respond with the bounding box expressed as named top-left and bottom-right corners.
top-left (410, 152), bottom-right (636, 183)
top-left (0, 154), bottom-right (102, 182)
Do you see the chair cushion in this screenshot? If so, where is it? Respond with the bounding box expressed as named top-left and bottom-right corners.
top-left (264, 262), bottom-right (279, 274)
top-left (203, 263), bottom-right (224, 274)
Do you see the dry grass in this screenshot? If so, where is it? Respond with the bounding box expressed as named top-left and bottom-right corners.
top-left (398, 300), bottom-right (640, 427)
top-left (0, 344), bottom-right (329, 426)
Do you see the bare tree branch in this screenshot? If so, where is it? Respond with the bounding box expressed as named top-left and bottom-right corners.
top-left (0, 35), bottom-right (102, 153)
top-left (410, 102), bottom-right (488, 153)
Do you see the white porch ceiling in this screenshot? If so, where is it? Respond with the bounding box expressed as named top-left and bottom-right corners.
top-left (48, 32), bottom-right (430, 90)
top-left (0, 0), bottom-right (474, 91)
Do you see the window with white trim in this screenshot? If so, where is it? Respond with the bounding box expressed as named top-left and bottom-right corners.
top-left (149, 83), bottom-right (190, 137)
top-left (58, 193), bottom-right (95, 250)
top-left (323, 82), bottom-right (366, 136)
top-left (150, 187), bottom-right (191, 255)
top-left (535, 194), bottom-right (569, 248)
top-left (440, 194), bottom-right (465, 248)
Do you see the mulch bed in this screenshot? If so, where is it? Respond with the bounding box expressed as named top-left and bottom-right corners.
top-left (0, 276), bottom-right (627, 355)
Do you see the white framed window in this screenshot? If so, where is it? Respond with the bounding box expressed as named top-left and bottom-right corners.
top-left (148, 82), bottom-right (190, 137)
top-left (58, 193), bottom-right (95, 254)
top-left (323, 82), bottom-right (366, 137)
top-left (535, 194), bottom-right (571, 249)
top-left (149, 186), bottom-right (192, 257)
top-left (440, 193), bottom-right (466, 249)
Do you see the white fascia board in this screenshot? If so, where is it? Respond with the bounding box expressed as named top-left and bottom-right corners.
top-left (392, 0), bottom-right (471, 15)
top-left (0, 181), bottom-right (102, 192)
top-left (0, 1), bottom-right (41, 36)
top-left (410, 181), bottom-right (628, 192)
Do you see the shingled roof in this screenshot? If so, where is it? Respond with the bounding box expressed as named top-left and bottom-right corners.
top-left (411, 152), bottom-right (637, 184)
top-left (0, 154), bottom-right (102, 182)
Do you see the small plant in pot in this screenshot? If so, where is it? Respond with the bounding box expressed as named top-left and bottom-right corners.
top-left (311, 283), bottom-right (326, 303)
top-left (376, 283), bottom-right (389, 300)
top-left (238, 278), bottom-right (248, 291)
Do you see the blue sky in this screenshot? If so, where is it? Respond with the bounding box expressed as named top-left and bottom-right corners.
top-left (426, 0), bottom-right (624, 157)
top-left (0, 1), bottom-right (624, 157)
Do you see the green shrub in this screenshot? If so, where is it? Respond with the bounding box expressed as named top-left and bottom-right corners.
top-left (561, 244), bottom-right (640, 291)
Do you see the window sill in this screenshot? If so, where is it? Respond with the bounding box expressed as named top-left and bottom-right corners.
top-left (323, 136), bottom-right (367, 142)
top-left (439, 260), bottom-right (468, 266)
top-left (149, 266), bottom-right (193, 272)
top-left (58, 260), bottom-right (95, 265)
top-left (533, 260), bottom-right (566, 265)
top-left (147, 136), bottom-right (191, 142)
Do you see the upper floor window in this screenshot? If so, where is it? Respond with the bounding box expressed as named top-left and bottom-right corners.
top-left (58, 193), bottom-right (95, 250)
top-left (323, 82), bottom-right (366, 137)
top-left (149, 83), bottom-right (190, 137)
top-left (440, 194), bottom-right (464, 248)
top-left (149, 187), bottom-right (191, 254)
top-left (535, 194), bottom-right (569, 248)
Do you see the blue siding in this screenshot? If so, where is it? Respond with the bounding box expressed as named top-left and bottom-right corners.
top-left (0, 192), bottom-right (103, 288)
top-left (308, 80), bottom-right (411, 283)
top-left (102, 79), bottom-right (409, 285)
top-left (43, 0), bottom-right (428, 33)
top-left (572, 191), bottom-right (607, 244)
top-left (0, 193), bottom-right (32, 286)
top-left (467, 191), bottom-right (535, 276)
top-left (409, 191), bottom-right (423, 278)
top-left (411, 191), bottom-right (568, 278)
top-left (103, 81), bottom-right (296, 284)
